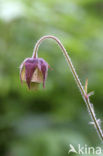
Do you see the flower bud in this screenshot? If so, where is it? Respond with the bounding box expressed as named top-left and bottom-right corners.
top-left (20, 58), bottom-right (49, 90)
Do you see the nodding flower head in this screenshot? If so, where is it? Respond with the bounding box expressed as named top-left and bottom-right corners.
top-left (20, 57), bottom-right (49, 90)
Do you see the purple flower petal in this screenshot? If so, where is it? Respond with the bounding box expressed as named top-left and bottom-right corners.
top-left (25, 58), bottom-right (38, 88)
top-left (38, 58), bottom-right (48, 88)
top-left (20, 58), bottom-right (29, 84)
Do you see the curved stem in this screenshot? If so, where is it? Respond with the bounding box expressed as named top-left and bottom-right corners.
top-left (32, 35), bottom-right (103, 142)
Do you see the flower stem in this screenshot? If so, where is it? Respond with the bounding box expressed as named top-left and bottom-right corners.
top-left (32, 35), bottom-right (103, 142)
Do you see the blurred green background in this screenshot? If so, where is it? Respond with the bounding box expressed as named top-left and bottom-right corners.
top-left (0, 0), bottom-right (103, 155)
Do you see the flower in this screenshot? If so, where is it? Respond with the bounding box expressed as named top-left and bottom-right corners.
top-left (20, 57), bottom-right (49, 90)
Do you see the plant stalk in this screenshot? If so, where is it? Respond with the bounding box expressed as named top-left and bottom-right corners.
top-left (32, 35), bottom-right (103, 142)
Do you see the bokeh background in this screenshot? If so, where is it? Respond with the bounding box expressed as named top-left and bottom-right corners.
top-left (0, 0), bottom-right (103, 155)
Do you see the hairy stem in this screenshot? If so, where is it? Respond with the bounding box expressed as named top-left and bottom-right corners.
top-left (32, 35), bottom-right (103, 142)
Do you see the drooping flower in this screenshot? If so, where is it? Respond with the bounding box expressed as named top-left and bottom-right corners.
top-left (20, 57), bottom-right (49, 90)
